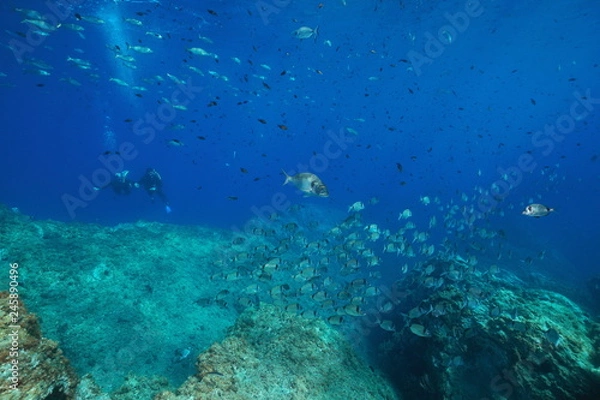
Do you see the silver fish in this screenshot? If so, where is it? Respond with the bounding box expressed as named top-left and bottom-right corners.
top-left (282, 170), bottom-right (329, 197)
top-left (292, 26), bottom-right (319, 40)
top-left (409, 324), bottom-right (431, 338)
top-left (522, 203), bottom-right (554, 217)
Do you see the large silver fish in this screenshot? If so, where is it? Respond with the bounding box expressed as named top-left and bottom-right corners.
top-left (282, 170), bottom-right (329, 197)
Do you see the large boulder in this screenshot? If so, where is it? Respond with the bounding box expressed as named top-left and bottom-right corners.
top-left (155, 304), bottom-right (399, 400)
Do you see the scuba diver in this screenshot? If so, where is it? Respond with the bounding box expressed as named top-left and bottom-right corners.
top-left (137, 168), bottom-right (172, 213)
top-left (94, 170), bottom-right (136, 195)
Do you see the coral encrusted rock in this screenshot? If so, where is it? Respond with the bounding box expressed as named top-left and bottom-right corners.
top-left (0, 291), bottom-right (79, 399)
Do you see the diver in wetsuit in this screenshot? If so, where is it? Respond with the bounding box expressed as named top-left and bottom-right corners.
top-left (137, 168), bottom-right (172, 213)
top-left (95, 170), bottom-right (136, 195)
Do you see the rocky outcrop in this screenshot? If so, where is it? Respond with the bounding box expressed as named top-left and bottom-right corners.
top-left (155, 304), bottom-right (399, 400)
top-left (0, 291), bottom-right (79, 400)
top-left (380, 258), bottom-right (600, 400)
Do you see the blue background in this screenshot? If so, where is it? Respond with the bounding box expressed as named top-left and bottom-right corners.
top-left (1, 0), bottom-right (599, 284)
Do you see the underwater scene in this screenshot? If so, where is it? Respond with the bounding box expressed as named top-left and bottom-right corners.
top-left (1, 0), bottom-right (600, 399)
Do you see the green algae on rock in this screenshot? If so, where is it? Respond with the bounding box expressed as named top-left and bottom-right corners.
top-left (0, 204), bottom-right (237, 392)
top-left (155, 304), bottom-right (399, 400)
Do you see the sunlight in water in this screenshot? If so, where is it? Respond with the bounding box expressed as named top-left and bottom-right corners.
top-left (97, 5), bottom-right (135, 85)
top-left (103, 115), bottom-right (116, 149)
top-left (92, 3), bottom-right (139, 148)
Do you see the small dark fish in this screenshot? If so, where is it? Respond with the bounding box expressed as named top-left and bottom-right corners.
top-left (280, 70), bottom-right (287, 76)
top-left (228, 196), bottom-right (238, 201)
top-left (530, 98), bottom-right (536, 105)
top-left (262, 82), bottom-right (271, 90)
top-left (203, 371), bottom-right (224, 378)
top-left (278, 124), bottom-right (288, 130)
top-left (240, 168), bottom-right (248, 173)
top-left (215, 299), bottom-right (228, 308)
top-left (197, 136), bottom-right (206, 140)
top-left (194, 297), bottom-right (212, 306)
top-left (396, 163), bottom-right (403, 172)
top-left (327, 315), bottom-right (344, 325)
top-left (258, 118), bottom-right (267, 124)
top-left (232, 237), bottom-right (245, 245)
top-left (207, 9), bottom-right (218, 16)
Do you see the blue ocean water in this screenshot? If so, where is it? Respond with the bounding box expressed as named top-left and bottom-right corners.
top-left (2, 0), bottom-right (598, 279)
top-left (1, 0), bottom-right (599, 397)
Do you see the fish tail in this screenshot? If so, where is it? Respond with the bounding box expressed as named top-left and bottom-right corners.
top-left (282, 169), bottom-right (291, 185)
